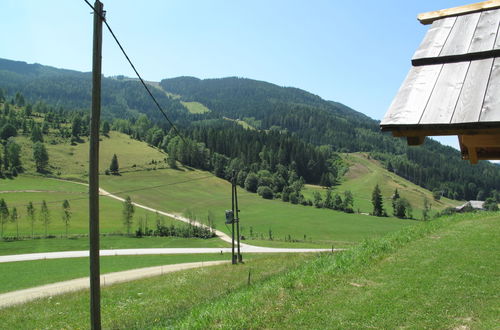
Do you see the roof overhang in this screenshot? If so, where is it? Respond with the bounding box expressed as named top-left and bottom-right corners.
top-left (381, 1), bottom-right (500, 164)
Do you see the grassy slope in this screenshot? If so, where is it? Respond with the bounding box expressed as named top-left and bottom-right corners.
top-left (0, 254), bottom-right (227, 293)
top-left (180, 101), bottom-right (210, 114)
top-left (1, 213), bottom-right (497, 328)
top-left (16, 131), bottom-right (167, 180)
top-left (0, 176), bottom-right (227, 250)
top-left (176, 212), bottom-right (500, 328)
top-left (100, 168), bottom-right (413, 247)
top-left (303, 153), bottom-right (460, 218)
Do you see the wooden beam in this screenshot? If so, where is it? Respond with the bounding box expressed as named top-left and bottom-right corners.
top-left (418, 0), bottom-right (500, 25)
top-left (386, 127), bottom-right (500, 137)
top-left (461, 134), bottom-right (500, 147)
top-left (407, 136), bottom-right (425, 145)
top-left (412, 49), bottom-right (500, 66)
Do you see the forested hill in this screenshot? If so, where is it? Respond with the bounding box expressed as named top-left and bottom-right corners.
top-left (160, 76), bottom-right (500, 200)
top-left (0, 58), bottom-right (187, 124)
top-left (1, 58), bottom-right (499, 200)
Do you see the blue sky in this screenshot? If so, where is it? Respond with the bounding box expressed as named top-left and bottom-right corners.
top-left (1, 0), bottom-right (474, 148)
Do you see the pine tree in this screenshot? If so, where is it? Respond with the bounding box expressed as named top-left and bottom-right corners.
top-left (33, 142), bottom-right (49, 172)
top-left (102, 121), bottom-right (110, 136)
top-left (109, 154), bottom-right (119, 174)
top-left (392, 188), bottom-right (400, 215)
top-left (30, 124), bottom-right (44, 142)
top-left (371, 184), bottom-right (385, 217)
top-left (422, 197), bottom-right (431, 221)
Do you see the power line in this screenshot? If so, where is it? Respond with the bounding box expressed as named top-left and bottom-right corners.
top-left (82, 0), bottom-right (185, 142)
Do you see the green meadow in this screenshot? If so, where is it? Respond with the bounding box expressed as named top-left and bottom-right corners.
top-left (100, 168), bottom-right (415, 247)
top-left (1, 213), bottom-right (496, 328)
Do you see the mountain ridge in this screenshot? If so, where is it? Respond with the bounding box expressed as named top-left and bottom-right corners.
top-left (0, 57), bottom-right (499, 201)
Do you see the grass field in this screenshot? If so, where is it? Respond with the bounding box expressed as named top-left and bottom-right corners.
top-left (180, 101), bottom-right (210, 114)
top-left (100, 168), bottom-right (415, 247)
top-left (0, 254), bottom-right (227, 293)
top-left (0, 176), bottom-right (227, 251)
top-left (0, 236), bottom-right (228, 256)
top-left (303, 153), bottom-right (460, 218)
top-left (1, 212), bottom-right (496, 328)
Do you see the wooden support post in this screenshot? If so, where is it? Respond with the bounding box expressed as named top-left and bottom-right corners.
top-left (89, 1), bottom-right (104, 329)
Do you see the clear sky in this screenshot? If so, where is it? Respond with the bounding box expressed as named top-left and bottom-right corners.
top-left (1, 0), bottom-right (475, 148)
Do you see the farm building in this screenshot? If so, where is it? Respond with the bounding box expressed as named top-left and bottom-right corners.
top-left (455, 200), bottom-right (485, 211)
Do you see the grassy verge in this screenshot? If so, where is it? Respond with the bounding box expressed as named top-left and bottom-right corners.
top-left (176, 212), bottom-right (499, 329)
top-left (0, 253), bottom-right (313, 328)
top-left (0, 254), bottom-right (229, 294)
top-left (0, 235), bottom-right (229, 256)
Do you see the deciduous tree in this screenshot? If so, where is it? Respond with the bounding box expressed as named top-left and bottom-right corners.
top-left (62, 200), bottom-right (71, 236)
top-left (122, 196), bottom-right (135, 235)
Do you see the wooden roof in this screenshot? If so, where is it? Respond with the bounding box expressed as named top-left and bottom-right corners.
top-left (381, 2), bottom-right (500, 164)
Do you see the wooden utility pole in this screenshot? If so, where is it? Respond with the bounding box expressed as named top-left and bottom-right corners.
top-left (234, 182), bottom-right (242, 263)
top-left (89, 1), bottom-right (104, 329)
top-left (231, 178), bottom-right (237, 264)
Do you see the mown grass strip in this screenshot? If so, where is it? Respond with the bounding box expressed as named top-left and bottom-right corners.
top-left (0, 253), bottom-right (312, 328)
top-left (0, 254), bottom-right (227, 294)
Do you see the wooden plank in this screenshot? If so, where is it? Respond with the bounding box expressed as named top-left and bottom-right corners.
top-left (420, 62), bottom-right (470, 124)
top-left (470, 9), bottom-right (500, 52)
top-left (381, 64), bottom-right (442, 126)
top-left (412, 48), bottom-right (500, 66)
top-left (418, 0), bottom-right (500, 25)
top-left (480, 57), bottom-right (500, 121)
top-left (440, 13), bottom-right (481, 56)
top-left (413, 17), bottom-right (456, 60)
top-left (388, 127), bottom-right (500, 137)
top-left (452, 58), bottom-right (494, 123)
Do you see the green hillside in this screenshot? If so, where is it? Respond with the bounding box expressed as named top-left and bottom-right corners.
top-left (15, 131), bottom-right (167, 180)
top-left (3, 129), bottom-right (460, 248)
top-left (303, 153), bottom-right (459, 218)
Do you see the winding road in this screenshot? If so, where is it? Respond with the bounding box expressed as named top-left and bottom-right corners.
top-left (0, 182), bottom-right (340, 308)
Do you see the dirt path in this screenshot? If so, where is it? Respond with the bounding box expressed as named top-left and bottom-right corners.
top-left (0, 260), bottom-right (228, 309)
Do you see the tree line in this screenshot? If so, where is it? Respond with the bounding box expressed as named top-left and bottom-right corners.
top-left (0, 198), bottom-right (71, 239)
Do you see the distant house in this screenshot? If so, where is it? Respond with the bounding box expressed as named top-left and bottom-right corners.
top-left (455, 200), bottom-right (485, 212)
